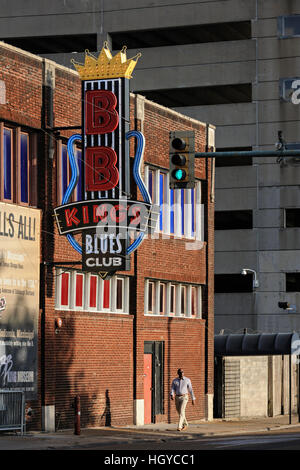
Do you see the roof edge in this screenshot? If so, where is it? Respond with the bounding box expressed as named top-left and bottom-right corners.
top-left (130, 92), bottom-right (215, 130)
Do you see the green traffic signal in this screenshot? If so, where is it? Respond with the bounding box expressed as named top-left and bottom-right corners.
top-left (173, 169), bottom-right (186, 180)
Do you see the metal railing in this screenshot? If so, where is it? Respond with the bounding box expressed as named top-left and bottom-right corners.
top-left (0, 390), bottom-right (25, 435)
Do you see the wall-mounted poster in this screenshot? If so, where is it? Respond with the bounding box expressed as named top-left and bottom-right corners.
top-left (0, 202), bottom-right (40, 399)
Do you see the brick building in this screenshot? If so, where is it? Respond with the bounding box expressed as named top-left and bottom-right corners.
top-left (0, 41), bottom-right (214, 431)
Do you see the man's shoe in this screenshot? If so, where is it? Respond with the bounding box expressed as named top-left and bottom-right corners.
top-left (181, 425), bottom-right (188, 431)
top-left (177, 428), bottom-right (182, 431)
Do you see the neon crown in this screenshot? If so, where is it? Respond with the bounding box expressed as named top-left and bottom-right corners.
top-left (71, 42), bottom-right (141, 80)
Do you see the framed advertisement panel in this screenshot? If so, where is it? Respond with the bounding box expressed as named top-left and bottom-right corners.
top-left (0, 202), bottom-right (40, 399)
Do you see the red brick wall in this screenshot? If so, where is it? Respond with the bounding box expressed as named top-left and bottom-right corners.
top-left (134, 97), bottom-right (213, 422)
top-left (0, 42), bottom-right (214, 429)
top-left (141, 317), bottom-right (206, 422)
top-left (0, 45), bottom-right (42, 128)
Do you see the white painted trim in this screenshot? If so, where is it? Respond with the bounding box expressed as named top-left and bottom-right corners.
top-left (133, 399), bottom-right (144, 426)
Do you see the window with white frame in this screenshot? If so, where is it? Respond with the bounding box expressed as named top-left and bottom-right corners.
top-left (144, 279), bottom-right (202, 318)
top-left (169, 284), bottom-right (176, 316)
top-left (145, 165), bottom-right (203, 240)
top-left (88, 273), bottom-right (99, 310)
top-left (116, 277), bottom-right (124, 311)
top-left (181, 285), bottom-right (187, 316)
top-left (148, 280), bottom-right (155, 314)
top-left (74, 272), bottom-right (84, 309)
top-left (159, 282), bottom-right (166, 315)
top-left (55, 269), bottom-right (129, 314)
top-left (191, 286), bottom-right (198, 317)
top-left (58, 271), bottom-right (71, 309)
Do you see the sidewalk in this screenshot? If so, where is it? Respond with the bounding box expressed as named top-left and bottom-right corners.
top-left (1, 415), bottom-right (300, 450)
top-left (121, 414), bottom-right (300, 436)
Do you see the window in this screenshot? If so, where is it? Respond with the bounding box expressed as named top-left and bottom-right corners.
top-left (148, 281), bottom-right (155, 314)
top-left (285, 209), bottom-right (300, 228)
top-left (284, 143), bottom-right (300, 161)
top-left (3, 127), bottom-right (12, 201)
top-left (102, 279), bottom-right (110, 310)
top-left (279, 78), bottom-right (300, 103)
top-left (20, 132), bottom-right (29, 204)
top-left (170, 188), bottom-right (175, 234)
top-left (116, 278), bottom-right (124, 311)
top-left (0, 124), bottom-right (36, 205)
top-left (215, 274), bottom-right (253, 293)
top-left (144, 279), bottom-right (202, 318)
top-left (55, 269), bottom-right (129, 313)
top-left (112, 21), bottom-right (251, 49)
top-left (57, 140), bottom-right (82, 204)
top-left (4, 34), bottom-right (98, 54)
top-left (136, 84), bottom-right (252, 108)
top-left (181, 286), bottom-right (187, 315)
top-left (74, 272), bottom-right (84, 309)
top-left (278, 15), bottom-right (300, 38)
top-left (215, 147), bottom-right (252, 167)
top-left (191, 287), bottom-right (198, 317)
top-left (286, 273), bottom-right (300, 292)
top-left (159, 172), bottom-right (166, 232)
top-left (89, 274), bottom-right (98, 309)
top-left (145, 166), bottom-right (203, 240)
top-left (215, 210), bottom-right (253, 230)
top-left (169, 284), bottom-right (176, 315)
top-left (159, 283), bottom-right (166, 314)
top-left (59, 271), bottom-right (71, 308)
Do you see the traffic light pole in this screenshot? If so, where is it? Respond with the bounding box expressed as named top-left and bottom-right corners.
top-left (195, 149), bottom-right (300, 159)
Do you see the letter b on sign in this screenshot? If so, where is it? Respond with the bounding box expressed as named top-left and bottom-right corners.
top-left (85, 90), bottom-right (119, 134)
top-left (85, 147), bottom-right (119, 191)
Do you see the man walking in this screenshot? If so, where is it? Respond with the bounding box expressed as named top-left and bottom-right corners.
top-left (170, 368), bottom-right (195, 431)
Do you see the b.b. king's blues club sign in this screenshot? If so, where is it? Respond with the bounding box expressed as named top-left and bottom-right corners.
top-left (54, 43), bottom-right (156, 273)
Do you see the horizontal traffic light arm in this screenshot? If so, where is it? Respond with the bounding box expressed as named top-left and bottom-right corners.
top-left (195, 149), bottom-right (300, 158)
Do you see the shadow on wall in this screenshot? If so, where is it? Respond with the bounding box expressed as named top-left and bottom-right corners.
top-left (101, 389), bottom-right (111, 426)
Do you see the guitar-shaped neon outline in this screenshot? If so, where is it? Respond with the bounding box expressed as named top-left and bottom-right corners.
top-left (62, 130), bottom-right (151, 255)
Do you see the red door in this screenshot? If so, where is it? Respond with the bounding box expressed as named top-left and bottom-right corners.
top-left (144, 354), bottom-right (152, 424)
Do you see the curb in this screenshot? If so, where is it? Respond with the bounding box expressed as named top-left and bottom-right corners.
top-left (8, 421), bottom-right (300, 442)
top-left (80, 422), bottom-right (300, 439)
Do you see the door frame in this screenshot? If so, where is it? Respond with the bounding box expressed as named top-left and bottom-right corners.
top-left (144, 341), bottom-right (164, 423)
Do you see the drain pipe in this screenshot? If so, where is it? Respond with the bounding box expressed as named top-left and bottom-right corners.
top-left (254, 0), bottom-right (260, 333)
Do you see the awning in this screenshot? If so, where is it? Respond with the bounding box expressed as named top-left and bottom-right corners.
top-left (214, 332), bottom-right (300, 356)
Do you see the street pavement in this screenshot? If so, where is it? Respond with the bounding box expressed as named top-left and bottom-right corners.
top-left (1, 414), bottom-right (300, 450)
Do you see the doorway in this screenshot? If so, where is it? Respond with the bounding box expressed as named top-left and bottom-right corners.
top-left (144, 341), bottom-right (164, 424)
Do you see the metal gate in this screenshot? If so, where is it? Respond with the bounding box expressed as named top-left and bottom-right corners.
top-left (223, 359), bottom-right (241, 418)
top-left (0, 390), bottom-right (25, 434)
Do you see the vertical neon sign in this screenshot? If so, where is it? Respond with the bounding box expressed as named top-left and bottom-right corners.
top-left (53, 44), bottom-right (157, 273)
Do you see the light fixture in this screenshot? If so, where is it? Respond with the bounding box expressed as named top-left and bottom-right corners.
top-left (241, 268), bottom-right (259, 288)
top-left (55, 317), bottom-right (63, 334)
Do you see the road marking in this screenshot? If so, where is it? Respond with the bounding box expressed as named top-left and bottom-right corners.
top-left (215, 435), bottom-right (300, 448)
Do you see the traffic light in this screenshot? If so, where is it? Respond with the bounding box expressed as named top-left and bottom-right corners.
top-left (278, 302), bottom-right (290, 310)
top-left (278, 302), bottom-right (296, 312)
top-left (169, 130), bottom-right (195, 189)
